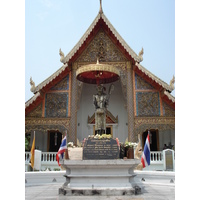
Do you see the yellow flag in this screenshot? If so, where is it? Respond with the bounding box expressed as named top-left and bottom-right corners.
top-left (30, 132), bottom-right (35, 169)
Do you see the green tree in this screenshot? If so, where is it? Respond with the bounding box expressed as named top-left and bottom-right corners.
top-left (25, 134), bottom-right (30, 151)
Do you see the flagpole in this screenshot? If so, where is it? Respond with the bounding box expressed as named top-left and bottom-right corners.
top-left (65, 130), bottom-right (69, 160)
top-left (33, 131), bottom-right (35, 171)
top-left (30, 131), bottom-right (35, 171)
top-left (141, 130), bottom-right (151, 168)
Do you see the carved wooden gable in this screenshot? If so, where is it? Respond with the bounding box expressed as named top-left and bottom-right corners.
top-left (162, 102), bottom-right (175, 117)
top-left (26, 103), bottom-right (42, 117)
top-left (45, 74), bottom-right (70, 118)
top-left (135, 74), bottom-right (154, 90)
top-left (50, 75), bottom-right (69, 91)
top-left (135, 73), bottom-right (160, 116)
top-left (77, 29), bottom-right (127, 63)
top-left (134, 73), bottom-right (174, 116)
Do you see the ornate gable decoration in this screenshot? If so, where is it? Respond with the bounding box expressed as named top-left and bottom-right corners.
top-left (50, 75), bottom-right (69, 91)
top-left (26, 103), bottom-right (42, 118)
top-left (77, 29), bottom-right (127, 63)
top-left (135, 74), bottom-right (154, 90)
top-left (88, 109), bottom-right (118, 124)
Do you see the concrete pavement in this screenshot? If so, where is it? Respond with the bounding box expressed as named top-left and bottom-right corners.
top-left (25, 171), bottom-right (175, 200)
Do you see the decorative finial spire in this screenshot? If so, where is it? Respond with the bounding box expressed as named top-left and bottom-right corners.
top-left (97, 57), bottom-right (100, 64)
top-left (99, 0), bottom-right (103, 14)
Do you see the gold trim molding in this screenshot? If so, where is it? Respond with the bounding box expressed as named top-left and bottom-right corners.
top-left (134, 117), bottom-right (175, 128)
top-left (25, 117), bottom-right (70, 129)
top-left (76, 63), bottom-right (120, 77)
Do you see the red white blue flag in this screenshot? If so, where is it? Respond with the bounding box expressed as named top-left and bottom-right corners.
top-left (56, 136), bottom-right (67, 166)
top-left (141, 131), bottom-right (150, 168)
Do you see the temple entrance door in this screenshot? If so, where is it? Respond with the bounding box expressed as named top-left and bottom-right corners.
top-left (48, 131), bottom-right (62, 152)
top-left (142, 130), bottom-right (159, 151)
top-left (106, 125), bottom-right (113, 137)
top-left (93, 125), bottom-right (113, 137)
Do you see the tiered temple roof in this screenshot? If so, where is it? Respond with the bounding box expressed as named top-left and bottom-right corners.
top-left (26, 4), bottom-right (174, 112)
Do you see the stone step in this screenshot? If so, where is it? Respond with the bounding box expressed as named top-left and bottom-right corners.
top-left (67, 174), bottom-right (133, 177)
top-left (59, 187), bottom-right (142, 196)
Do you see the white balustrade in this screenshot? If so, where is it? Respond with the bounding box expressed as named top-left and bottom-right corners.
top-left (25, 152), bottom-right (31, 163)
top-left (25, 150), bottom-right (174, 171)
top-left (143, 150), bottom-right (175, 171)
top-left (142, 151), bottom-right (164, 171)
top-left (150, 151), bottom-right (163, 163)
top-left (41, 152), bottom-right (57, 163)
top-left (25, 152), bottom-right (60, 171)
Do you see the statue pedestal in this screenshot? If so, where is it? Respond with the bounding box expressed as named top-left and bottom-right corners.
top-left (59, 159), bottom-right (142, 196)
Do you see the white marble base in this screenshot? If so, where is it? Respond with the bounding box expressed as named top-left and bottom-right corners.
top-left (59, 159), bottom-right (142, 195)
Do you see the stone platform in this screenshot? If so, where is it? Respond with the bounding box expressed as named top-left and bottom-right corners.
top-left (59, 159), bottom-right (142, 196)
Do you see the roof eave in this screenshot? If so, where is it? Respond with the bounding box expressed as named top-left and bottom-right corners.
top-left (25, 92), bottom-right (41, 109)
top-left (32, 63), bottom-right (68, 94)
top-left (135, 62), bottom-right (173, 92)
top-left (101, 13), bottom-right (142, 63)
top-left (164, 90), bottom-right (175, 103)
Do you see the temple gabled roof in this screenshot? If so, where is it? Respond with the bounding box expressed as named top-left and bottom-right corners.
top-left (26, 6), bottom-right (175, 111)
top-left (60, 12), bottom-right (143, 65)
top-left (29, 11), bottom-right (143, 96)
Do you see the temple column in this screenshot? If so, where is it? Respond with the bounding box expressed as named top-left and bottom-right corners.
top-left (69, 62), bottom-right (78, 145)
top-left (126, 61), bottom-right (135, 142)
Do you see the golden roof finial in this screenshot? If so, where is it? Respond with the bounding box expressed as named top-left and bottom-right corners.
top-left (97, 57), bottom-right (99, 64)
top-left (99, 0), bottom-right (103, 14)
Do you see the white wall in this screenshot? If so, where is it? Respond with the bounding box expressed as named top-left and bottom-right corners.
top-left (77, 80), bottom-right (128, 143)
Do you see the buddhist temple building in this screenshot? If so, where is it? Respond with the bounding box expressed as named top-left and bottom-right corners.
top-left (25, 2), bottom-right (175, 153)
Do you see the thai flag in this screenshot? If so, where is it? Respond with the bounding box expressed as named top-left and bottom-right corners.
top-left (141, 131), bottom-right (150, 168)
top-left (56, 136), bottom-right (67, 166)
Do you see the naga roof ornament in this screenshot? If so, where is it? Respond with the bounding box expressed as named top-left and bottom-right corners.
top-left (169, 75), bottom-right (175, 91)
top-left (30, 77), bottom-right (36, 93)
top-left (59, 48), bottom-right (65, 64)
top-left (138, 47), bottom-right (144, 61)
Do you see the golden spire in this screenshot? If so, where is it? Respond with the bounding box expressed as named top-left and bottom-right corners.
top-left (99, 0), bottom-right (103, 14)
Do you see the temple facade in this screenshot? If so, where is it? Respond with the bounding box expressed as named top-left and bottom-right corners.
top-left (25, 5), bottom-right (175, 153)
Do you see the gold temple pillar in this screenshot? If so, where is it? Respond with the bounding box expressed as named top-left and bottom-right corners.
top-left (126, 61), bottom-right (135, 142)
top-left (69, 62), bottom-right (78, 145)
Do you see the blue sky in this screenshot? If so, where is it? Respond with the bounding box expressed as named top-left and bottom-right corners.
top-left (25, 0), bottom-right (175, 101)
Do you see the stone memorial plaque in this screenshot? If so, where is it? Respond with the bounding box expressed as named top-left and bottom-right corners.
top-left (83, 138), bottom-right (119, 160)
top-left (165, 150), bottom-right (173, 171)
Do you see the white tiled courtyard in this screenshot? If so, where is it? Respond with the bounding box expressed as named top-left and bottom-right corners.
top-left (25, 171), bottom-right (175, 200)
